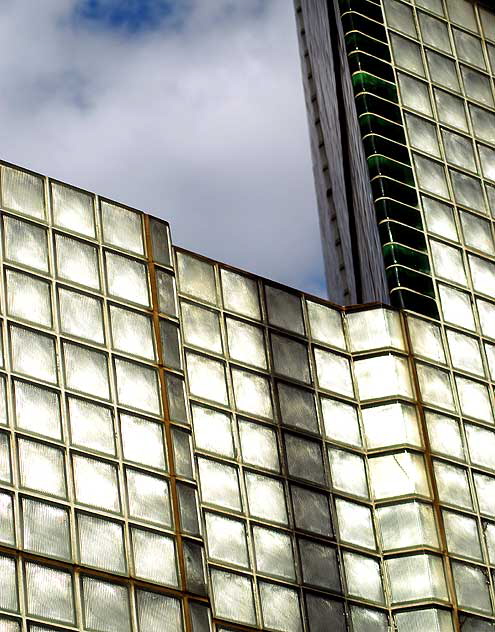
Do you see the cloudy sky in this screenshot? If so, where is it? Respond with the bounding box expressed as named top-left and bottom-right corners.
top-left (0, 0), bottom-right (325, 297)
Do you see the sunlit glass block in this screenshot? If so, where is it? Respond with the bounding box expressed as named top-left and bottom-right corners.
top-left (2, 166), bottom-right (45, 219)
top-left (14, 379), bottom-right (61, 440)
top-left (191, 404), bottom-right (234, 458)
top-left (321, 397), bottom-right (361, 447)
top-left (253, 526), bottom-right (295, 580)
top-left (239, 419), bottom-right (279, 471)
top-left (51, 181), bottom-right (95, 237)
top-left (369, 452), bottom-right (429, 500)
top-left (455, 375), bottom-right (493, 423)
top-left (18, 438), bottom-right (66, 498)
top-left (413, 154), bottom-right (448, 198)
top-left (434, 460), bottom-right (472, 510)
top-left (6, 269), bottom-right (52, 327)
top-left (439, 284), bottom-right (475, 330)
top-left (314, 348), bottom-right (354, 397)
top-left (10, 325), bottom-right (57, 384)
top-left (3, 216), bottom-right (48, 272)
top-left (335, 498), bottom-right (376, 550)
top-left (407, 315), bottom-right (445, 363)
top-left (55, 233), bottom-right (100, 289)
top-left (221, 268), bottom-right (260, 319)
top-left (132, 528), bottom-right (178, 587)
top-left (469, 254), bottom-right (495, 296)
top-left (351, 606), bottom-right (389, 632)
top-left (120, 413), bottom-right (166, 469)
top-left (210, 570), bottom-right (256, 625)
top-left (362, 402), bottom-right (421, 450)
top-left (126, 468), bottom-right (172, 526)
top-left (426, 50), bottom-right (458, 91)
top-left (136, 589), bottom-right (184, 632)
top-left (430, 240), bottom-right (467, 285)
top-left (115, 358), bottom-right (161, 415)
top-left (0, 377), bottom-right (7, 427)
top-left (181, 301), bottom-right (222, 354)
top-left (328, 447), bottom-right (368, 499)
top-left (397, 72), bottom-right (432, 116)
top-left (186, 352), bottom-right (228, 406)
top-left (347, 308), bottom-right (404, 351)
top-left (0, 555), bottom-right (17, 612)
top-left (386, 554), bottom-right (447, 603)
top-left (465, 423), bottom-right (495, 471)
top-left (78, 513), bottom-right (126, 574)
top-left (259, 582), bottom-right (302, 632)
top-left (198, 457), bottom-right (241, 512)
top-left (0, 433), bottom-right (11, 484)
top-left (58, 287), bottom-right (104, 344)
top-left (306, 300), bottom-right (345, 349)
top-left (22, 498), bottom-right (70, 560)
top-left (0, 617), bottom-right (20, 631)
top-left (82, 576), bottom-right (131, 632)
top-left (105, 251), bottom-right (149, 306)
top-left (73, 454), bottom-right (120, 512)
top-left (101, 200), bottom-right (144, 255)
top-left (447, 329), bottom-right (484, 376)
top-left (474, 472), bottom-right (495, 517)
top-left (25, 562), bottom-right (74, 623)
top-left (452, 562), bottom-right (492, 614)
top-left (426, 412), bottom-right (464, 460)
top-left (110, 305), bottom-right (154, 361)
top-left (68, 396), bottom-right (115, 455)
top-left (245, 472), bottom-right (288, 525)
top-left (343, 552), bottom-right (384, 603)
top-left (395, 609), bottom-right (453, 632)
top-left (205, 511), bottom-right (249, 568)
top-left (226, 317), bottom-right (267, 369)
top-left (0, 492), bottom-right (15, 546)
top-left (298, 538), bottom-right (340, 591)
top-left (416, 363), bottom-right (455, 411)
top-left (63, 342), bottom-right (109, 399)
top-left (232, 368), bottom-right (273, 418)
top-left (377, 502), bottom-right (438, 550)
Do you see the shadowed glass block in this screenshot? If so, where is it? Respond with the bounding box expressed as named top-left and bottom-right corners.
top-left (419, 12), bottom-right (451, 53)
top-left (177, 252), bottom-right (216, 304)
top-left (387, 554), bottom-right (447, 603)
top-left (305, 595), bottom-right (346, 632)
top-left (0, 617), bottom-right (19, 631)
top-left (271, 333), bottom-right (310, 383)
top-left (0, 433), bottom-right (11, 484)
top-left (451, 171), bottom-right (486, 213)
top-left (78, 513), bottom-right (126, 573)
top-left (0, 555), bottom-right (17, 612)
top-left (126, 469), bottom-right (171, 526)
top-left (22, 498), bottom-right (70, 560)
top-left (82, 577), bottom-right (131, 632)
top-left (25, 562), bottom-right (74, 623)
top-left (405, 114), bottom-right (440, 158)
top-left (259, 582), bottom-right (302, 632)
top-left (18, 438), bottom-right (66, 498)
top-left (55, 234), bottom-right (100, 289)
top-left (132, 528), bottom-right (178, 587)
top-left (115, 358), bottom-right (161, 415)
top-left (299, 538), bottom-right (340, 591)
top-left (246, 472), bottom-right (287, 525)
top-left (136, 590), bottom-right (183, 632)
top-left (110, 304), bottom-right (155, 360)
top-left (221, 268), bottom-right (260, 319)
top-left (2, 167), bottom-right (44, 219)
top-left (414, 155), bottom-right (449, 198)
top-left (278, 382), bottom-right (318, 433)
top-left (6, 270), bottom-right (51, 327)
top-left (101, 201), bottom-right (144, 255)
top-left (391, 33), bottom-right (425, 75)
top-left (383, 0), bottom-right (416, 37)
top-left (426, 50), bottom-right (459, 91)
top-left (462, 67), bottom-right (493, 107)
top-left (397, 72), bottom-right (432, 116)
top-left (160, 319), bottom-right (181, 370)
top-left (68, 397), bottom-right (115, 455)
top-left (265, 285), bottom-right (304, 335)
top-left (0, 493), bottom-right (14, 546)
top-left (63, 342), bottom-right (109, 399)
top-left (205, 512), bottom-right (249, 568)
top-left (172, 428), bottom-right (193, 479)
top-left (211, 570), bottom-right (256, 625)
top-left (10, 326), bottom-right (56, 384)
top-left (3, 216), bottom-right (48, 272)
top-left (59, 287), bottom-right (104, 344)
top-left (149, 218), bottom-right (171, 266)
top-left (14, 380), bottom-right (61, 440)
top-left (73, 455), bottom-right (120, 512)
top-left (198, 458), bottom-right (241, 512)
top-left (156, 269), bottom-right (177, 316)
top-left (285, 433), bottom-right (326, 485)
top-left (343, 552), bottom-right (384, 603)
top-left (291, 484), bottom-right (332, 536)
top-left (442, 129), bottom-right (476, 172)
top-left (51, 182), bottom-right (95, 237)
top-left (471, 105), bottom-right (495, 144)
top-left (232, 368), bottom-right (273, 418)
top-left (105, 252), bottom-right (149, 306)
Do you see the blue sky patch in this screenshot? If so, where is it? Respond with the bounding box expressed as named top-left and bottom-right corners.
top-left (73, 0), bottom-right (181, 34)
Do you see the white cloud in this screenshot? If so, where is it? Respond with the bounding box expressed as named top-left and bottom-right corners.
top-left (0, 0), bottom-right (325, 296)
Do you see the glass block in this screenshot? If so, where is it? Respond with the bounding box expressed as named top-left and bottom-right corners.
top-left (265, 285), bottom-right (304, 335)
top-left (68, 396), bottom-right (115, 454)
top-left (183, 539), bottom-right (207, 595)
top-left (485, 523), bottom-right (495, 565)
top-left (422, 196), bottom-right (457, 241)
top-left (461, 211), bottom-right (494, 254)
top-left (454, 29), bottom-right (485, 69)
top-left (2, 167), bottom-right (44, 219)
top-left (258, 586), bottom-right (303, 632)
top-left (397, 72), bottom-right (432, 116)
top-left (278, 382), bottom-right (318, 433)
top-left (132, 528), bottom-right (177, 586)
top-left (82, 577), bottom-right (131, 632)
top-left (383, 0), bottom-right (416, 36)
top-left (347, 308), bottom-right (404, 352)
top-left (447, 330), bottom-right (484, 376)
top-left (478, 298), bottom-right (495, 339)
top-left (285, 433), bottom-right (325, 485)
top-left (73, 454), bottom-right (120, 512)
top-left (416, 363), bottom-right (455, 410)
top-left (0, 556), bottom-right (17, 612)
top-left (343, 552), bottom-right (384, 603)
top-left (160, 319), bottom-right (182, 370)
top-left (172, 428), bottom-right (193, 479)
top-left (486, 343), bottom-right (495, 381)
top-left (391, 33), bottom-right (424, 75)
top-left (210, 570), bottom-right (255, 625)
top-left (101, 200), bottom-right (143, 255)
top-left (232, 368), bottom-right (272, 418)
top-left (14, 380), bottom-right (61, 440)
top-left (314, 348), bottom-right (353, 397)
top-left (452, 562), bottom-right (492, 613)
top-left (239, 419), bottom-right (279, 471)
top-left (25, 562), bottom-right (74, 623)
top-left (418, 12), bottom-right (451, 53)
top-left (226, 318), bottom-right (266, 369)
top-left (165, 373), bottom-right (188, 424)
top-left (55, 233), bottom-right (100, 289)
top-left (221, 268), bottom-right (260, 319)
top-left (434, 460), bottom-right (472, 509)
top-left (480, 7), bottom-right (495, 41)
top-left (22, 498), bottom-right (70, 559)
top-left (369, 452), bottom-right (429, 499)
top-left (149, 218), bottom-right (171, 266)
top-left (430, 240), bottom-right (466, 284)
top-left (78, 513), bottom-right (126, 573)
top-left (299, 539), bottom-right (340, 591)
top-left (127, 469), bottom-right (171, 525)
top-left (253, 526), bottom-right (295, 580)
top-left (177, 252), bottom-right (217, 303)
top-left (0, 433), bottom-right (10, 483)
top-left (426, 50), bottom-right (459, 91)
top-left (246, 472), bottom-right (287, 525)
top-left (63, 342), bottom-right (109, 399)
top-left (387, 554), bottom-right (447, 603)
top-left (136, 590), bottom-right (183, 632)
top-left (0, 617), bottom-right (19, 632)
top-left (3, 216), bottom-right (48, 272)
top-left (120, 413), bottom-right (166, 470)
top-left (198, 457), bottom-right (241, 512)
top-left (479, 144), bottom-right (495, 183)
top-left (445, 0), bottom-right (477, 30)
top-left (443, 510), bottom-right (482, 560)
top-left (110, 304), bottom-right (154, 360)
top-left (321, 397), bottom-right (361, 447)
top-left (106, 251), bottom-right (149, 306)
top-left (470, 105), bottom-right (495, 144)
top-left (115, 358), bottom-right (161, 415)
top-left (156, 269), bottom-right (177, 316)
top-left (377, 501), bottom-right (438, 550)
top-left (51, 182), bottom-right (95, 237)
top-left (475, 472), bottom-right (495, 517)
top-left (451, 171), bottom-right (486, 213)
top-left (291, 484), bottom-right (332, 536)
top-left (59, 287), bottom-right (104, 344)
top-left (305, 595), bottom-right (346, 632)
top-left (191, 403), bottom-right (233, 458)
top-left (351, 606), bottom-right (388, 632)
top-left (307, 300), bottom-right (345, 348)
top-left (395, 608), bottom-right (453, 632)
top-left (408, 316), bottom-right (445, 363)
top-left (6, 269), bottom-right (51, 327)
top-left (0, 493), bottom-right (14, 546)
top-left (336, 498), bottom-right (375, 549)
top-left (426, 412), bottom-right (464, 460)
top-left (186, 352), bottom-right (228, 406)
top-left (355, 354), bottom-right (412, 400)
top-left (442, 129), bottom-right (476, 172)
top-left (328, 447), bottom-right (368, 499)
top-left (205, 512), bottom-right (248, 567)
top-left (181, 302), bottom-right (222, 354)
top-left (456, 376), bottom-right (493, 423)
top-left (435, 89), bottom-right (468, 132)
top-left (462, 67), bottom-right (493, 107)
top-left (18, 438), bottom-right (65, 498)
top-left (0, 378), bottom-right (7, 427)
top-left (466, 423), bottom-right (495, 471)
top-left (439, 284), bottom-right (475, 330)
top-left (10, 326), bottom-right (56, 384)
top-left (405, 114), bottom-right (440, 157)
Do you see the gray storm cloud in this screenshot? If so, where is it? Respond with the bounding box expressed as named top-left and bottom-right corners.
top-left (0, 0), bottom-right (325, 296)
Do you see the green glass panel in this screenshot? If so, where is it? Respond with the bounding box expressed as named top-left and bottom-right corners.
top-left (383, 243), bottom-right (430, 273)
top-left (356, 94), bottom-right (402, 123)
top-left (375, 199), bottom-right (423, 229)
top-left (390, 287), bottom-right (439, 319)
top-left (368, 155), bottom-right (415, 186)
top-left (379, 221), bottom-right (428, 252)
top-left (352, 72), bottom-right (398, 102)
top-left (345, 31), bottom-right (391, 61)
top-left (340, 0), bottom-right (383, 22)
top-left (385, 265), bottom-right (436, 298)
top-left (348, 51), bottom-right (395, 82)
top-left (342, 9), bottom-right (386, 38)
top-left (358, 113), bottom-right (406, 144)
top-left (371, 177), bottom-right (418, 207)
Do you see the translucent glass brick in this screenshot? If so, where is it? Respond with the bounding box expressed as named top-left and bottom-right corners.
top-left (51, 181), bottom-right (95, 237)
top-left (474, 472), bottom-right (495, 517)
top-left (156, 269), bottom-right (177, 316)
top-left (2, 167), bottom-right (45, 219)
top-left (336, 498), bottom-right (375, 549)
top-left (197, 457), bottom-right (241, 512)
top-left (136, 590), bottom-right (183, 632)
top-left (105, 251), bottom-right (149, 306)
top-left (405, 114), bottom-right (440, 158)
top-left (347, 308), bottom-right (404, 352)
top-left (426, 50), bottom-right (459, 91)
top-left (395, 608), bottom-right (453, 632)
top-left (18, 438), bottom-right (66, 498)
top-left (181, 301), bottom-right (222, 354)
top-left (328, 447), bottom-right (368, 499)
top-left (416, 363), bottom-right (455, 411)
top-left (110, 304), bottom-right (154, 360)
top-left (451, 171), bottom-right (486, 213)
top-left (461, 66), bottom-right (493, 108)
top-left (226, 317), bottom-right (266, 369)
top-left (430, 240), bottom-right (467, 285)
top-left (177, 252), bottom-right (216, 304)
top-left (278, 382), bottom-right (318, 433)
top-left (245, 472), bottom-right (288, 525)
top-left (314, 348), bottom-right (354, 397)
top-left (205, 511), bottom-right (249, 568)
top-left (186, 352), bottom-right (228, 406)
top-left (291, 484), bottom-right (332, 536)
top-left (355, 354), bottom-right (412, 400)
top-left (0, 493), bottom-right (15, 546)
top-left (447, 330), bottom-right (484, 376)
top-left (259, 582), bottom-right (302, 632)
top-left (211, 570), bottom-right (255, 625)
top-left (253, 526), bottom-right (295, 580)
top-left (101, 200), bottom-right (144, 255)
top-left (121, 413), bottom-right (166, 469)
top-left (58, 287), bottom-right (104, 344)
top-left (445, 0), bottom-right (477, 31)
top-left (387, 554), bottom-right (447, 603)
top-left (377, 501), bottom-right (438, 550)
top-left (63, 342), bottom-right (109, 399)
top-left (343, 552), bottom-right (384, 603)
top-left (22, 498), bottom-right (70, 560)
top-left (321, 397), bottom-right (361, 447)
top-left (369, 452), bottom-right (429, 499)
top-left (452, 562), bottom-right (492, 614)
top-left (435, 89), bottom-right (468, 132)
top-left (470, 105), bottom-right (495, 144)
top-left (455, 376), bottom-right (493, 423)
top-left (299, 538), bottom-right (340, 591)
top-left (126, 469), bottom-right (171, 526)
top-left (78, 513), bottom-right (126, 573)
top-left (434, 460), bottom-right (472, 509)
top-left (82, 577), bottom-right (131, 632)
top-left (305, 595), bottom-right (346, 632)
top-left (3, 216), bottom-right (48, 272)
top-left (265, 285), bottom-right (304, 335)
top-left (10, 325), bottom-right (57, 384)
top-left (14, 379), bottom-right (61, 440)
top-left (172, 428), bottom-right (193, 479)
top-left (442, 129), bottom-right (476, 172)
top-left (115, 358), bottom-right (161, 415)
top-left (418, 12), bottom-right (451, 53)
top-left (0, 433), bottom-right (11, 484)
top-left (6, 269), bottom-right (51, 327)
top-left (55, 233), bottom-right (100, 289)
top-left (391, 33), bottom-right (425, 76)
top-left (73, 454), bottom-right (120, 512)
top-left (439, 284), bottom-right (475, 330)
top-left (285, 433), bottom-right (326, 485)
top-left (232, 367), bottom-right (273, 418)
top-left (68, 396), bottom-right (115, 454)
top-left (443, 510), bottom-right (482, 560)
top-left (0, 555), bottom-right (17, 612)
top-left (397, 72), bottom-right (432, 116)
top-left (192, 404), bottom-right (234, 458)
top-left (132, 527), bottom-right (178, 586)
top-left (239, 419), bottom-right (279, 471)
top-left (159, 319), bottom-right (181, 370)
top-left (351, 606), bottom-right (388, 632)
top-left (221, 268), bottom-right (260, 319)
top-left (25, 562), bottom-right (74, 623)
top-left (272, 333), bottom-right (310, 383)
top-left (426, 412), bottom-right (464, 460)
top-left (460, 211), bottom-right (494, 255)
top-left (383, 0), bottom-right (416, 37)
top-left (469, 254), bottom-right (495, 296)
